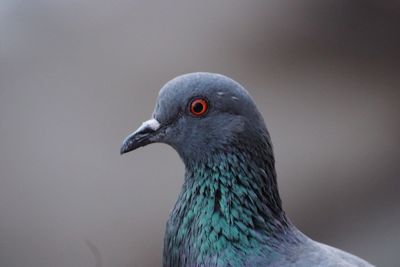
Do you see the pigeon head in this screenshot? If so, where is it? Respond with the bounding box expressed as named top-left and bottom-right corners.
top-left (121, 72), bottom-right (268, 164)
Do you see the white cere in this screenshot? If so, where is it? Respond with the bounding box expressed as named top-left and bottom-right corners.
top-left (134, 118), bottom-right (160, 134)
top-left (146, 118), bottom-right (161, 130)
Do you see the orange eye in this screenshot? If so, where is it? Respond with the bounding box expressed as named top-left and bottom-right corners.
top-left (190, 98), bottom-right (208, 116)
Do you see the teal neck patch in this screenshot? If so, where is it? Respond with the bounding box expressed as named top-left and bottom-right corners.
top-left (163, 147), bottom-right (297, 267)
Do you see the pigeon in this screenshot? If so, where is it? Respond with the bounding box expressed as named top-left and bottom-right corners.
top-left (120, 73), bottom-right (374, 267)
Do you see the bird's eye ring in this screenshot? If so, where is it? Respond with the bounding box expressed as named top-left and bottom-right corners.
top-left (189, 98), bottom-right (208, 117)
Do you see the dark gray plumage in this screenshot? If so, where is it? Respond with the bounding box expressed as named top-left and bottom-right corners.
top-left (121, 72), bottom-right (374, 267)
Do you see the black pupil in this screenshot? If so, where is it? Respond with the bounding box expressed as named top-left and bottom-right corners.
top-left (193, 102), bottom-right (204, 113)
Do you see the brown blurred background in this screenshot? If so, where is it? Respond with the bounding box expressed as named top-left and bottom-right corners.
top-left (1, 1), bottom-right (399, 266)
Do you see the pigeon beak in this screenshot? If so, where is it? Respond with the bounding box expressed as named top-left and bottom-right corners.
top-left (120, 118), bottom-right (161, 155)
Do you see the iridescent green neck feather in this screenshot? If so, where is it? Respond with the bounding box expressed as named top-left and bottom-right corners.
top-left (163, 135), bottom-right (302, 267)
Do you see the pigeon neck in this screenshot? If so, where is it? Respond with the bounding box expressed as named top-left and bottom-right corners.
top-left (164, 141), bottom-right (297, 265)
top-left (182, 129), bottom-right (288, 224)
top-left (164, 135), bottom-right (299, 266)
top-left (184, 145), bottom-right (289, 229)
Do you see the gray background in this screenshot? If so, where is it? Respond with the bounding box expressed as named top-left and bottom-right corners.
top-left (1, 1), bottom-right (399, 266)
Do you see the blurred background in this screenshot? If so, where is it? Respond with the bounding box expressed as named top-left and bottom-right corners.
top-left (1, 1), bottom-right (399, 266)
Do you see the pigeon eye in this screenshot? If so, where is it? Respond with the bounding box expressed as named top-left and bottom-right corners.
top-left (189, 98), bottom-right (208, 117)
